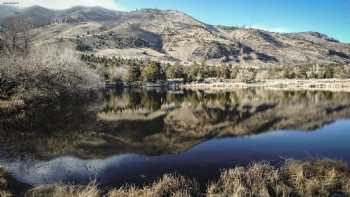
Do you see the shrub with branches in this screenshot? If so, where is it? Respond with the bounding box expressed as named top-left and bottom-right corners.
top-left (0, 47), bottom-right (103, 99)
top-left (0, 17), bottom-right (32, 57)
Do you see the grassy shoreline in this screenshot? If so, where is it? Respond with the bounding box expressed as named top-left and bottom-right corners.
top-left (181, 78), bottom-right (350, 92)
top-left (1, 159), bottom-right (349, 197)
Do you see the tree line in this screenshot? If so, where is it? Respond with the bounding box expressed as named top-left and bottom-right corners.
top-left (81, 54), bottom-right (350, 83)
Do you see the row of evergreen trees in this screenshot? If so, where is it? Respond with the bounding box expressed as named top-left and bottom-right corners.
top-left (81, 54), bottom-right (350, 83)
top-left (124, 63), bottom-right (350, 83)
top-left (81, 54), bottom-right (147, 68)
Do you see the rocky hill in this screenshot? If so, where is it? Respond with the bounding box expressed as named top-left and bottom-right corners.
top-left (1, 5), bottom-right (350, 67)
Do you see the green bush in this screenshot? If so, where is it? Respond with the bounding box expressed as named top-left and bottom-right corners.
top-left (141, 61), bottom-right (166, 82)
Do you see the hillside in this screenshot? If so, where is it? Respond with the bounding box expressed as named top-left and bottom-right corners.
top-left (1, 5), bottom-right (350, 67)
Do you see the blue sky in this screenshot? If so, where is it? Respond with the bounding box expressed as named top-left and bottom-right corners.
top-left (116, 0), bottom-right (350, 43)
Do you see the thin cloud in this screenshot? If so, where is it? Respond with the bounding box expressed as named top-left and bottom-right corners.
top-left (251, 25), bottom-right (289, 33)
top-left (14, 0), bottom-right (121, 10)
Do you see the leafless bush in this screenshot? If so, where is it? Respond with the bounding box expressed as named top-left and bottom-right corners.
top-left (0, 17), bottom-right (32, 57)
top-left (0, 46), bottom-right (103, 98)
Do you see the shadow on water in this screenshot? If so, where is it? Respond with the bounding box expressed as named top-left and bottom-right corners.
top-left (1, 88), bottom-right (350, 187)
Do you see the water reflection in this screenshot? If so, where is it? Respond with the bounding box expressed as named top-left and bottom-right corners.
top-left (1, 88), bottom-right (350, 186)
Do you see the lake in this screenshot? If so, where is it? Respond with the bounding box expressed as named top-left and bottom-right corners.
top-left (1, 88), bottom-right (350, 187)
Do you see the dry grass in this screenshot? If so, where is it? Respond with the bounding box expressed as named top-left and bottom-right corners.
top-left (0, 191), bottom-right (12, 197)
top-left (0, 100), bottom-right (13, 109)
top-left (2, 160), bottom-right (350, 197)
top-left (24, 175), bottom-right (199, 197)
top-left (26, 183), bottom-right (101, 197)
top-left (0, 99), bottom-right (24, 110)
top-left (282, 159), bottom-right (350, 196)
top-left (207, 162), bottom-right (291, 197)
top-left (208, 159), bottom-right (350, 197)
top-left (109, 174), bottom-right (199, 197)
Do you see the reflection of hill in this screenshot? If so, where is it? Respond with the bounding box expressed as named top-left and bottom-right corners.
top-left (1, 89), bottom-right (350, 159)
top-left (165, 91), bottom-right (350, 137)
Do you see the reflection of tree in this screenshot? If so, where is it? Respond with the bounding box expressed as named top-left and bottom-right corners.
top-left (103, 90), bottom-right (167, 111)
top-left (2, 89), bottom-right (350, 159)
top-left (166, 92), bottom-right (184, 105)
top-left (126, 91), bottom-right (143, 109)
top-left (0, 95), bottom-right (102, 159)
top-left (0, 96), bottom-right (100, 134)
top-left (141, 91), bottom-right (164, 110)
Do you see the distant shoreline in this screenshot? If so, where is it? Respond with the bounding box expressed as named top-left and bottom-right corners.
top-left (180, 78), bottom-right (350, 92)
top-left (105, 78), bottom-right (350, 92)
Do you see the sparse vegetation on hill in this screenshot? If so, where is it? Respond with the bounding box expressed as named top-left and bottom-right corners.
top-left (1, 159), bottom-right (349, 197)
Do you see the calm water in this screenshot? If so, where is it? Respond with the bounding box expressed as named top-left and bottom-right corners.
top-left (1, 88), bottom-right (350, 187)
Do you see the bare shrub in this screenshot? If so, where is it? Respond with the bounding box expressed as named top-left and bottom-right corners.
top-left (0, 46), bottom-right (103, 98)
top-left (0, 17), bottom-right (32, 57)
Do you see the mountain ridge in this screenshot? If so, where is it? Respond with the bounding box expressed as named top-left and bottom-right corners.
top-left (1, 5), bottom-right (349, 66)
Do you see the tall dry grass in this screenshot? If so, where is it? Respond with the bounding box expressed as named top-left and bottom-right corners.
top-left (23, 175), bottom-right (199, 197)
top-left (26, 183), bottom-right (101, 197)
top-left (282, 159), bottom-right (350, 196)
top-left (208, 159), bottom-right (350, 197)
top-left (109, 174), bottom-right (199, 197)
